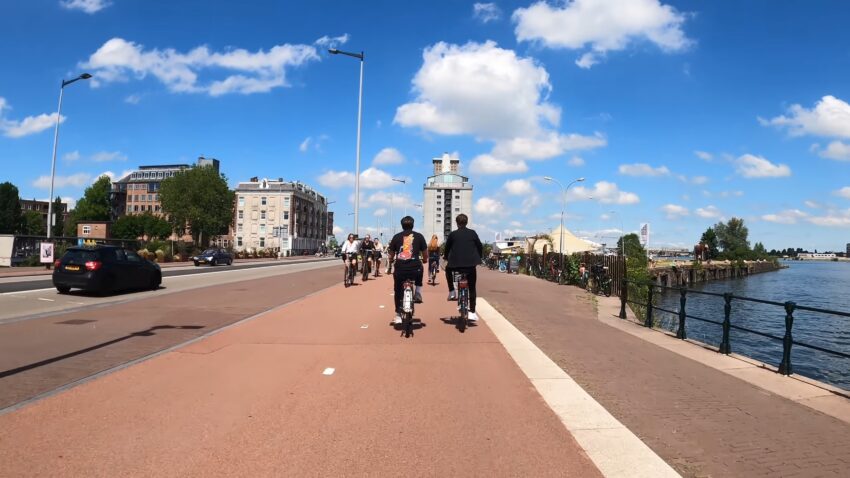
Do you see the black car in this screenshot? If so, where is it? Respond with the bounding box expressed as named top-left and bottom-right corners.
top-left (192, 248), bottom-right (233, 266)
top-left (52, 245), bottom-right (161, 294)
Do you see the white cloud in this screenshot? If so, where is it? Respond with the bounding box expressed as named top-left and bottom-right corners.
top-left (372, 147), bottom-right (405, 165)
top-left (299, 137), bottom-right (312, 152)
top-left (32, 172), bottom-right (92, 189)
top-left (124, 93), bottom-right (141, 104)
top-left (569, 181), bottom-right (639, 205)
top-left (318, 167), bottom-right (397, 190)
top-left (373, 208), bottom-right (388, 217)
top-left (691, 175), bottom-right (709, 185)
top-left (661, 204), bottom-right (689, 220)
top-left (718, 190), bottom-right (744, 198)
top-left (314, 34), bottom-right (350, 49)
top-left (735, 154), bottom-right (791, 178)
top-left (834, 187), bottom-right (850, 199)
top-left (816, 140), bottom-right (850, 161)
top-left (59, 196), bottom-right (77, 210)
top-left (694, 150), bottom-right (713, 161)
top-left (491, 131), bottom-right (606, 160)
top-left (469, 154), bottom-right (529, 175)
top-left (806, 210), bottom-right (850, 227)
top-left (90, 150), bottom-right (127, 162)
top-left (0, 97), bottom-right (64, 138)
top-left (63, 150), bottom-right (81, 162)
top-left (761, 95), bottom-right (850, 138)
top-left (60, 0), bottom-right (111, 14)
top-left (474, 197), bottom-right (505, 216)
top-left (618, 163), bottom-right (670, 177)
top-left (473, 3), bottom-right (502, 23)
top-left (695, 205), bottom-right (722, 219)
top-left (503, 179), bottom-right (534, 195)
top-left (356, 191), bottom-right (414, 210)
top-left (81, 37), bottom-right (323, 96)
top-left (513, 0), bottom-right (692, 68)
top-left (762, 209), bottom-right (809, 225)
top-left (804, 200), bottom-right (821, 209)
top-left (568, 156), bottom-right (585, 167)
top-left (332, 225), bottom-right (343, 234)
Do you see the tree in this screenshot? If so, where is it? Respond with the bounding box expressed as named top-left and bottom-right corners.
top-left (112, 212), bottom-right (172, 241)
top-left (159, 165), bottom-right (234, 247)
top-left (67, 175), bottom-right (112, 235)
top-left (22, 210), bottom-right (45, 236)
top-left (0, 182), bottom-right (22, 234)
top-left (699, 227), bottom-right (720, 260)
top-left (51, 197), bottom-right (65, 237)
top-left (753, 242), bottom-right (767, 258)
top-left (618, 233), bottom-right (647, 267)
top-left (713, 217), bottom-right (751, 260)
top-left (327, 236), bottom-right (339, 250)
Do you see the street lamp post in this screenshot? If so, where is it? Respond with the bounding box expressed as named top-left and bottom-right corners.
top-left (543, 176), bottom-right (585, 284)
top-left (328, 48), bottom-right (364, 237)
top-left (47, 73), bottom-right (92, 239)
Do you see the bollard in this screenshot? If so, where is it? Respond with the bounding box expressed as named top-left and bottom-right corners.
top-left (719, 293), bottom-right (732, 354)
top-left (619, 278), bottom-right (628, 319)
top-left (677, 288), bottom-right (687, 339)
top-left (644, 283), bottom-right (654, 328)
top-left (778, 301), bottom-right (796, 375)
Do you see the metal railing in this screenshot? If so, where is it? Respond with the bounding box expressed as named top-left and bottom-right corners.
top-left (620, 279), bottom-right (850, 378)
top-left (516, 252), bottom-right (625, 296)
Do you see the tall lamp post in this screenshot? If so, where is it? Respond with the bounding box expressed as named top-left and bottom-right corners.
top-left (47, 73), bottom-right (92, 239)
top-left (543, 176), bottom-right (585, 284)
top-left (328, 48), bottom-right (364, 237)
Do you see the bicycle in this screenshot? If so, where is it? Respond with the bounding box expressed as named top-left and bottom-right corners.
top-left (589, 263), bottom-right (612, 297)
top-left (343, 254), bottom-right (357, 287)
top-left (400, 278), bottom-right (415, 337)
top-left (428, 259), bottom-right (439, 285)
top-left (453, 271), bottom-right (470, 332)
top-left (362, 251), bottom-right (371, 282)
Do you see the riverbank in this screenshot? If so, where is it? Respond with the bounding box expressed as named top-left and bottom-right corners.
top-left (649, 259), bottom-right (783, 287)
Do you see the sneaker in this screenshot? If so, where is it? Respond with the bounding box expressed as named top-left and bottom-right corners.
top-left (467, 311), bottom-right (478, 322)
top-left (393, 315), bottom-right (403, 325)
top-left (414, 292), bottom-right (423, 303)
top-left (447, 291), bottom-right (457, 301)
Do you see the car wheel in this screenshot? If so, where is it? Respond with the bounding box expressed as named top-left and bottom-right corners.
top-left (228, 259), bottom-right (232, 266)
top-left (56, 285), bottom-right (71, 294)
top-left (194, 261), bottom-right (199, 267)
top-left (211, 258), bottom-right (217, 267)
top-left (150, 272), bottom-right (161, 290)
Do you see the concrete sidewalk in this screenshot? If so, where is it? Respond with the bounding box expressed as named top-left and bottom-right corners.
top-left (0, 270), bottom-right (604, 477)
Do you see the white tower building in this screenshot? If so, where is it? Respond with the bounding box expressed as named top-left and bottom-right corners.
top-left (422, 153), bottom-right (473, 243)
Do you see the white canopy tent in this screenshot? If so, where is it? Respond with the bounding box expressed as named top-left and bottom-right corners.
top-left (527, 226), bottom-right (598, 255)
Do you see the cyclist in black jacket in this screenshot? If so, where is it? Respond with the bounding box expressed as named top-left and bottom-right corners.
top-left (443, 213), bottom-right (483, 322)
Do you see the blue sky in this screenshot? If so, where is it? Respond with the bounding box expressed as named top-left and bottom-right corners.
top-left (2, 0), bottom-right (850, 251)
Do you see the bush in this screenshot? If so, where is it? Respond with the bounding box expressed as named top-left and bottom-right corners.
top-left (155, 249), bottom-right (165, 262)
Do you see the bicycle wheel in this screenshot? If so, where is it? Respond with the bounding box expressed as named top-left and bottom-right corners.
top-left (603, 279), bottom-right (612, 297)
top-left (458, 289), bottom-right (468, 333)
top-left (344, 266), bottom-right (349, 287)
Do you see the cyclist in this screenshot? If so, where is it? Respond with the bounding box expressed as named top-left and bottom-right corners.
top-left (361, 234), bottom-right (375, 275)
top-left (372, 237), bottom-right (383, 277)
top-left (340, 233), bottom-right (360, 282)
top-left (444, 213), bottom-right (482, 322)
top-left (387, 216), bottom-right (427, 325)
top-left (427, 234), bottom-right (440, 283)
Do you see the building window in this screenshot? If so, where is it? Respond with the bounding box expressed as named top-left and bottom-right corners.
top-left (259, 224), bottom-right (266, 234)
top-left (455, 208), bottom-right (460, 212)
top-left (82, 225), bottom-right (91, 235)
top-left (261, 211), bottom-right (266, 220)
top-left (455, 195), bottom-right (460, 199)
top-left (133, 205), bottom-right (139, 212)
top-left (259, 237), bottom-right (265, 248)
top-left (436, 207), bottom-right (441, 211)
top-left (238, 197), bottom-right (245, 207)
top-left (284, 212), bottom-right (289, 220)
top-left (237, 237), bottom-right (242, 247)
top-left (238, 210), bottom-right (243, 219)
top-left (261, 197), bottom-right (267, 206)
top-left (127, 205), bottom-right (132, 212)
top-left (237, 223), bottom-right (243, 233)
top-left (155, 205), bottom-right (160, 212)
top-left (148, 194), bottom-right (153, 201)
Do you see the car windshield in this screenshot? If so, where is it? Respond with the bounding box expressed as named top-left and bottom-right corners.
top-left (63, 249), bottom-right (100, 262)
top-left (202, 249), bottom-right (218, 255)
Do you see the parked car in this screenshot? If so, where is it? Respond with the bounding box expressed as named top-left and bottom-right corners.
top-left (52, 245), bottom-right (161, 294)
top-left (192, 248), bottom-right (233, 266)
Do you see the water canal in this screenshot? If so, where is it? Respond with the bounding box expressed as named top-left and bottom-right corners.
top-left (655, 260), bottom-right (850, 390)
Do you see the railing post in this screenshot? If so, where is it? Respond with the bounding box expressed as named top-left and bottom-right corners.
top-left (719, 293), bottom-right (732, 354)
top-left (619, 278), bottom-right (627, 319)
top-left (778, 301), bottom-right (796, 375)
top-left (644, 283), bottom-right (654, 328)
top-left (677, 287), bottom-right (687, 339)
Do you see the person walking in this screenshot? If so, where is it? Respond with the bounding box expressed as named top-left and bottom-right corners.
top-left (387, 216), bottom-right (427, 325)
top-left (444, 214), bottom-right (483, 322)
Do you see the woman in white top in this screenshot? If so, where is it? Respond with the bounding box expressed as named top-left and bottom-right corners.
top-left (340, 233), bottom-right (361, 279)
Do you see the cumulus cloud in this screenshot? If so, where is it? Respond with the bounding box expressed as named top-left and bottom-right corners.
top-left (473, 3), bottom-right (502, 23)
top-left (91, 150), bottom-right (127, 162)
top-left (372, 147), bottom-right (405, 166)
top-left (618, 163), bottom-right (670, 177)
top-left (761, 95), bottom-right (850, 138)
top-left (318, 167), bottom-right (399, 190)
top-left (474, 197), bottom-right (505, 216)
top-left (815, 140), bottom-right (850, 161)
top-left (761, 209), bottom-right (809, 225)
top-left (124, 93), bottom-right (141, 104)
top-left (81, 36), bottom-right (330, 96)
top-left (32, 172), bottom-right (92, 189)
top-left (569, 181), bottom-right (640, 205)
top-left (503, 179), bottom-right (534, 195)
top-left (806, 210), bottom-right (850, 227)
top-left (469, 154), bottom-right (529, 175)
top-left (0, 97), bottom-right (64, 138)
top-left (513, 0), bottom-right (692, 68)
top-left (395, 40), bottom-right (605, 174)
top-left (568, 156), bottom-right (585, 167)
top-left (694, 150), bottom-right (713, 161)
top-left (695, 205), bottom-right (722, 219)
top-left (314, 34), bottom-right (350, 49)
top-left (735, 154), bottom-right (791, 178)
top-left (691, 175), bottom-right (709, 185)
top-left (63, 150), bottom-right (81, 162)
top-left (373, 208), bottom-right (388, 217)
top-left (834, 187), bottom-right (850, 199)
top-left (661, 203), bottom-right (689, 220)
top-left (60, 0), bottom-right (111, 14)
top-left (299, 137), bottom-right (312, 152)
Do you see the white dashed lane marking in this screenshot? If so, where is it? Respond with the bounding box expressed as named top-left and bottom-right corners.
top-left (322, 368), bottom-right (335, 376)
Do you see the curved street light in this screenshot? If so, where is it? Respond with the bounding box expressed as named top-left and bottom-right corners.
top-left (543, 176), bottom-right (585, 284)
top-left (48, 73), bottom-right (92, 239)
